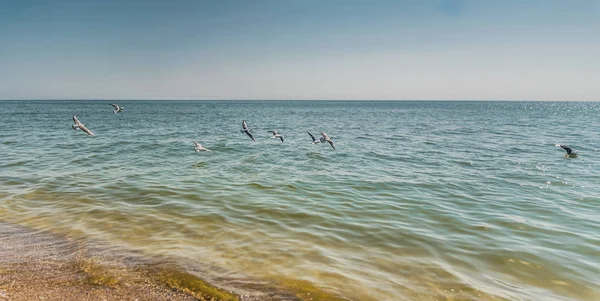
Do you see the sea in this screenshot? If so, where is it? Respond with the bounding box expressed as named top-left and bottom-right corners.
top-left (0, 100), bottom-right (599, 301)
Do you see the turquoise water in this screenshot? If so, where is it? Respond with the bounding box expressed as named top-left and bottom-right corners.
top-left (0, 100), bottom-right (599, 300)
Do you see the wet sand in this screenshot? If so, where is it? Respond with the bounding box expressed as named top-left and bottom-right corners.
top-left (0, 222), bottom-right (234, 301)
top-left (0, 222), bottom-right (347, 301)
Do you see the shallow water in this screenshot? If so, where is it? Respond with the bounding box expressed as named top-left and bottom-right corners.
top-left (0, 100), bottom-right (599, 300)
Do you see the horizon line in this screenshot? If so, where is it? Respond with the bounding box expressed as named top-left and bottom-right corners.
top-left (0, 99), bottom-right (598, 102)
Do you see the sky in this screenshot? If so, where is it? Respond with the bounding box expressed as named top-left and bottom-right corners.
top-left (0, 0), bottom-right (598, 100)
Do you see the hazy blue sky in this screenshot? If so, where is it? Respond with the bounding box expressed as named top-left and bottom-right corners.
top-left (0, 0), bottom-right (598, 100)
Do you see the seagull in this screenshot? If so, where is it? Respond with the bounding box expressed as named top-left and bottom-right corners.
top-left (321, 132), bottom-right (336, 150)
top-left (308, 131), bottom-right (326, 144)
top-left (241, 120), bottom-right (256, 142)
top-left (267, 130), bottom-right (284, 142)
top-left (193, 141), bottom-right (211, 152)
top-left (556, 144), bottom-right (577, 158)
top-left (109, 103), bottom-right (124, 113)
top-left (72, 115), bottom-right (95, 136)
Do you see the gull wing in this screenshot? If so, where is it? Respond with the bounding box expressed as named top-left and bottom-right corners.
top-left (557, 144), bottom-right (573, 155)
top-left (193, 141), bottom-right (200, 147)
top-left (320, 132), bottom-right (331, 140)
top-left (80, 125), bottom-right (95, 136)
top-left (307, 131), bottom-right (317, 142)
top-left (327, 140), bottom-right (336, 150)
top-left (242, 120), bottom-right (249, 131)
top-left (109, 104), bottom-right (120, 110)
top-left (245, 130), bottom-right (256, 142)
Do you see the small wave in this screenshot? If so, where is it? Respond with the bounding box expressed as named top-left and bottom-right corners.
top-left (245, 182), bottom-right (273, 190)
top-left (0, 160), bottom-right (32, 168)
top-left (192, 161), bottom-right (206, 168)
top-left (306, 152), bottom-right (326, 160)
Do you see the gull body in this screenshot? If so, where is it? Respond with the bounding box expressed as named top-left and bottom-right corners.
top-left (556, 144), bottom-right (577, 158)
top-left (109, 104), bottom-right (124, 113)
top-left (72, 115), bottom-right (95, 136)
top-left (320, 132), bottom-right (336, 150)
top-left (193, 141), bottom-right (211, 152)
top-left (308, 131), bottom-right (326, 144)
top-left (241, 120), bottom-right (256, 142)
top-left (268, 130), bottom-right (284, 142)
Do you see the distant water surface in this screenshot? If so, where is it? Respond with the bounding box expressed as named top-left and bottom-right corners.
top-left (0, 100), bottom-right (599, 300)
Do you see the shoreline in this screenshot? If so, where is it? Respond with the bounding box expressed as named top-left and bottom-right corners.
top-left (0, 221), bottom-right (343, 301)
top-left (0, 222), bottom-right (236, 301)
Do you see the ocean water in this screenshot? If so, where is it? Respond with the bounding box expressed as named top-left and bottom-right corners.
top-left (0, 100), bottom-right (599, 301)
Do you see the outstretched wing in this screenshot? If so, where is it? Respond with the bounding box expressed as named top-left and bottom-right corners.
top-left (193, 141), bottom-right (200, 147)
top-left (279, 135), bottom-right (284, 143)
top-left (245, 130), bottom-right (256, 142)
top-left (73, 115), bottom-right (80, 124)
top-left (557, 144), bottom-right (573, 155)
top-left (80, 125), bottom-right (95, 136)
top-left (321, 132), bottom-right (331, 140)
top-left (242, 120), bottom-right (249, 130)
top-left (109, 104), bottom-right (120, 110)
top-left (267, 130), bottom-right (278, 135)
top-left (307, 131), bottom-right (316, 142)
top-left (327, 140), bottom-right (336, 150)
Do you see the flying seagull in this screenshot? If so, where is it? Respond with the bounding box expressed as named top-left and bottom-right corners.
top-left (308, 131), bottom-right (325, 144)
top-left (556, 144), bottom-right (577, 158)
top-left (268, 130), bottom-right (284, 142)
top-left (320, 132), bottom-right (336, 150)
top-left (72, 115), bottom-right (95, 136)
top-left (109, 103), bottom-right (124, 113)
top-left (241, 120), bottom-right (256, 142)
top-left (193, 141), bottom-right (211, 152)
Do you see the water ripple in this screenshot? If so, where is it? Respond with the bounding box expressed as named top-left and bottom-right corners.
top-left (1, 101), bottom-right (599, 301)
